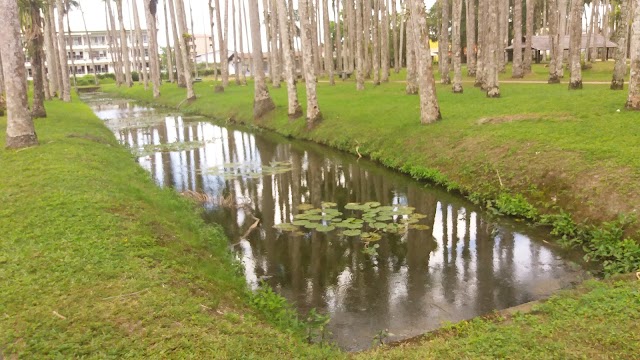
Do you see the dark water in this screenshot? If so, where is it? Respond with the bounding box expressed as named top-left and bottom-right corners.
top-left (84, 94), bottom-right (587, 351)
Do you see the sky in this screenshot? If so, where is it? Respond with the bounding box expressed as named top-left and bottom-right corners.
top-left (66, 0), bottom-right (438, 50)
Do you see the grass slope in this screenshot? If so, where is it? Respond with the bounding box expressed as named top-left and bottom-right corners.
top-left (0, 98), bottom-right (338, 358)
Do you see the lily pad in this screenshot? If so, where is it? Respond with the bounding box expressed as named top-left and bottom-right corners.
top-left (342, 229), bottom-right (362, 237)
top-left (292, 220), bottom-right (310, 226)
top-left (273, 223), bottom-right (299, 232)
top-left (400, 218), bottom-right (420, 224)
top-left (297, 204), bottom-right (315, 211)
top-left (376, 215), bottom-right (393, 221)
top-left (316, 225), bottom-right (336, 232)
top-left (305, 215), bottom-right (324, 221)
top-left (321, 201), bottom-right (338, 208)
top-left (373, 222), bottom-right (388, 230)
top-left (364, 201), bottom-right (381, 208)
top-left (304, 222), bottom-right (320, 229)
top-left (361, 232), bottom-right (382, 241)
top-left (410, 213), bottom-right (428, 219)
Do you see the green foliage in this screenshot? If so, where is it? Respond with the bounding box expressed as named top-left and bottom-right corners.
top-left (0, 97), bottom-right (341, 358)
top-left (488, 193), bottom-right (538, 220)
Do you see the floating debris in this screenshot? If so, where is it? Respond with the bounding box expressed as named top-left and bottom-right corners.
top-left (201, 161), bottom-right (293, 180)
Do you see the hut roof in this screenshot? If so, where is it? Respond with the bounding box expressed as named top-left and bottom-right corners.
top-left (506, 34), bottom-right (618, 51)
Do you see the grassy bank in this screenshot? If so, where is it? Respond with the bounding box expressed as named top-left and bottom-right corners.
top-left (103, 63), bottom-right (640, 273)
top-left (0, 97), bottom-right (338, 358)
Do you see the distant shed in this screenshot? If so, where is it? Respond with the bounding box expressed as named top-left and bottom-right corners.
top-left (506, 34), bottom-right (618, 62)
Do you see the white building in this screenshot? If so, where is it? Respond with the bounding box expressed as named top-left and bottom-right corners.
top-left (26, 29), bottom-right (151, 79)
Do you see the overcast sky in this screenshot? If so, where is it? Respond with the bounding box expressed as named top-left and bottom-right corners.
top-left (67, 0), bottom-right (438, 50)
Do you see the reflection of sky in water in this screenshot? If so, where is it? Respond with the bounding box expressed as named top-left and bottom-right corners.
top-left (86, 95), bottom-right (587, 352)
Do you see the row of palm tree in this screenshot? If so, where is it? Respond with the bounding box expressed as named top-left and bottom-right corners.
top-left (1, 0), bottom-right (640, 150)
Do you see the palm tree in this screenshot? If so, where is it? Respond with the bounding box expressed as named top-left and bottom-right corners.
top-left (78, 3), bottom-right (98, 85)
top-left (380, 0), bottom-right (389, 81)
top-left (372, 0), bottom-right (380, 85)
top-left (0, 55), bottom-right (5, 116)
top-left (43, 2), bottom-right (61, 97)
top-left (523, 0), bottom-right (534, 74)
top-left (276, 0), bottom-right (302, 118)
top-left (237, 0), bottom-right (247, 85)
top-left (268, 0), bottom-right (281, 87)
top-left (474, 0), bottom-right (486, 87)
top-left (611, 0), bottom-right (631, 90)
top-left (133, 0), bottom-right (149, 88)
top-left (55, 0), bottom-right (71, 101)
top-left (408, 0), bottom-right (441, 123)
top-left (485, 0), bottom-right (500, 97)
top-left (106, 0), bottom-right (124, 85)
top-left (169, 0), bottom-right (186, 86)
top-left (299, 0), bottom-right (322, 126)
top-left (1, 0), bottom-right (39, 149)
top-left (232, 0), bottom-right (240, 84)
top-left (512, 0), bottom-right (524, 78)
top-left (115, 0), bottom-right (133, 86)
top-left (568, 0), bottom-right (583, 90)
top-left (465, 0), bottom-right (476, 76)
top-left (248, 0), bottom-right (275, 117)
top-left (335, 0), bottom-right (343, 73)
top-left (439, 0), bottom-right (451, 84)
top-left (451, 0), bottom-right (463, 93)
top-left (626, 0), bottom-right (639, 109)
top-left (143, 0), bottom-right (162, 98)
top-left (214, 0), bottom-right (229, 87)
top-left (548, 0), bottom-right (561, 83)
top-left (162, 0), bottom-right (173, 83)
top-left (65, 0), bottom-right (80, 91)
top-left (208, 0), bottom-right (219, 82)
top-left (405, 7), bottom-right (418, 94)
top-left (356, 0), bottom-right (365, 90)
top-left (21, 0), bottom-right (47, 117)
top-left (322, 0), bottom-right (335, 85)
top-left (173, 0), bottom-right (195, 99)
top-left (393, 0), bottom-right (400, 73)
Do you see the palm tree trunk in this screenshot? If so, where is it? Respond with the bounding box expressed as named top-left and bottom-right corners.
top-left (208, 0), bottom-right (219, 81)
top-left (523, 0), bottom-right (534, 73)
top-left (249, 0), bottom-right (275, 117)
top-left (243, 0), bottom-right (253, 77)
top-left (568, 0), bottom-right (583, 89)
top-left (133, 0), bottom-right (148, 88)
top-left (513, 0), bottom-right (524, 78)
top-left (399, 5), bottom-right (404, 68)
top-left (276, 0), bottom-right (302, 118)
top-left (381, 0), bottom-right (390, 81)
top-left (585, 0), bottom-right (598, 62)
top-left (116, 0), bottom-right (133, 86)
top-left (28, 2), bottom-right (47, 118)
top-left (601, 0), bottom-right (610, 61)
top-left (173, 0), bottom-right (195, 98)
top-left (143, 0), bottom-right (162, 98)
top-left (299, 0), bottom-right (322, 126)
top-left (79, 4), bottom-right (99, 85)
top-left (170, 0), bottom-right (186, 86)
top-left (356, 0), bottom-right (365, 90)
top-left (335, 0), bottom-right (343, 72)
top-left (485, 0), bottom-right (500, 97)
top-left (363, 0), bottom-right (371, 78)
top-left (555, 0), bottom-right (567, 78)
top-left (440, 0), bottom-right (451, 84)
top-left (0, 55), bottom-right (5, 114)
top-left (44, 4), bottom-right (61, 96)
top-left (269, 0), bottom-right (282, 87)
top-left (107, 0), bottom-right (124, 85)
top-left (405, 6), bottom-right (418, 94)
top-left (408, 0), bottom-right (441, 123)
top-left (627, 0), bottom-right (640, 109)
top-left (238, 0), bottom-right (247, 84)
top-left (41, 47), bottom-right (51, 100)
top-left (66, 7), bottom-right (78, 91)
top-left (348, 0), bottom-right (356, 72)
top-left (372, 0), bottom-right (380, 85)
top-left (189, 0), bottom-right (199, 79)
top-left (162, 0), bottom-right (174, 83)
top-left (214, 0), bottom-right (228, 86)
top-left (452, 0), bottom-right (463, 92)
top-left (475, 0), bottom-right (486, 87)
top-left (548, 0), bottom-right (561, 83)
top-left (465, 0), bottom-right (476, 76)
top-left (322, 0), bottom-right (335, 84)
top-left (232, 0), bottom-right (240, 84)
top-left (311, 0), bottom-right (321, 75)
top-left (56, 0), bottom-right (71, 101)
top-left (393, 0), bottom-right (400, 73)
top-left (498, 0), bottom-right (508, 73)
top-left (1, 0), bottom-right (38, 148)
top-left (611, 0), bottom-right (631, 89)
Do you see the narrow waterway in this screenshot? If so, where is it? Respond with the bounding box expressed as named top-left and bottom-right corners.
top-left (84, 94), bottom-right (587, 351)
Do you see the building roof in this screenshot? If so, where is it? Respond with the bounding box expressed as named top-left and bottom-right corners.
top-left (506, 34), bottom-right (618, 51)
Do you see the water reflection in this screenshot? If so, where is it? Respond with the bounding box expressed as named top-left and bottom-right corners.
top-left (87, 95), bottom-right (586, 351)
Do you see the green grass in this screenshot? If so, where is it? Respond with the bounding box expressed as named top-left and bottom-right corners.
top-left (0, 97), bottom-right (340, 358)
top-left (357, 275), bottom-right (640, 359)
